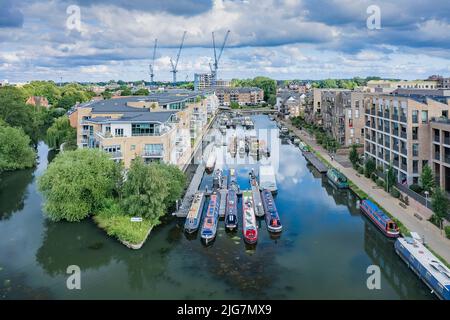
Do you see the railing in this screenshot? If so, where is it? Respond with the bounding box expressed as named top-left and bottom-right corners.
top-left (385, 141), bottom-right (390, 148)
top-left (384, 154), bottom-right (390, 162)
top-left (444, 155), bottom-right (450, 165)
top-left (393, 129), bottom-right (399, 136)
top-left (108, 151), bottom-right (123, 159)
top-left (396, 182), bottom-right (429, 208)
top-left (81, 130), bottom-right (90, 135)
top-left (431, 117), bottom-right (450, 124)
top-left (142, 151), bottom-right (164, 158)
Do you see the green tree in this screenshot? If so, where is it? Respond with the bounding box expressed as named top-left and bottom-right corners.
top-left (45, 116), bottom-right (76, 150)
top-left (102, 90), bottom-right (113, 100)
top-left (364, 158), bottom-right (376, 178)
top-left (230, 101), bottom-right (240, 109)
top-left (23, 81), bottom-right (62, 106)
top-left (38, 149), bottom-right (122, 222)
top-left (0, 86), bottom-right (31, 129)
top-left (431, 187), bottom-right (449, 231)
top-left (121, 88), bottom-right (132, 96)
top-left (133, 88), bottom-right (149, 96)
top-left (420, 165), bottom-right (435, 193)
top-left (121, 158), bottom-right (169, 224)
top-left (0, 122), bottom-right (36, 171)
top-left (349, 144), bottom-right (359, 168)
top-left (385, 164), bottom-right (396, 192)
top-left (155, 163), bottom-right (186, 208)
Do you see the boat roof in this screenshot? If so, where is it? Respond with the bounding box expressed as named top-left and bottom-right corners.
top-left (398, 237), bottom-right (450, 287)
top-left (362, 199), bottom-right (393, 223)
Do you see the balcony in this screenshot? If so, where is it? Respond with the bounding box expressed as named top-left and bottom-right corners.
top-left (81, 138), bottom-right (88, 144)
top-left (108, 151), bottom-right (123, 159)
top-left (142, 150), bottom-right (164, 158)
top-left (81, 130), bottom-right (90, 136)
top-left (445, 137), bottom-right (450, 145)
top-left (444, 155), bottom-right (450, 165)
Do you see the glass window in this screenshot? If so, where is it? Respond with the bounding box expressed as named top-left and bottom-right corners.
top-left (132, 123), bottom-right (160, 136)
top-left (421, 110), bottom-right (428, 123)
top-left (412, 110), bottom-right (418, 123)
top-left (412, 144), bottom-right (419, 157)
top-left (355, 108), bottom-right (360, 118)
top-left (114, 128), bottom-right (124, 137)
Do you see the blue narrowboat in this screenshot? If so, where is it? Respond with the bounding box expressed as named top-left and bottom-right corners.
top-left (200, 193), bottom-right (220, 244)
top-left (261, 189), bottom-right (282, 233)
top-left (360, 199), bottom-right (400, 238)
top-left (395, 237), bottom-right (450, 300)
top-left (225, 190), bottom-right (238, 231)
top-left (326, 168), bottom-right (349, 189)
top-left (184, 192), bottom-right (205, 233)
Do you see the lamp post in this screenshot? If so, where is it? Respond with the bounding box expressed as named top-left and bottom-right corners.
top-left (424, 190), bottom-right (429, 209)
top-left (385, 168), bottom-right (389, 192)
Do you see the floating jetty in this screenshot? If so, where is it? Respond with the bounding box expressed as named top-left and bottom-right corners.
top-left (302, 151), bottom-right (328, 173)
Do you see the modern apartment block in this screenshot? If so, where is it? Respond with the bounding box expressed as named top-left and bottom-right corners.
top-left (367, 80), bottom-right (439, 93)
top-left (276, 90), bottom-right (305, 118)
top-left (69, 90), bottom-right (219, 169)
top-left (364, 91), bottom-right (450, 186)
top-left (305, 89), bottom-right (365, 147)
top-left (194, 73), bottom-right (230, 91)
top-left (214, 87), bottom-right (264, 106)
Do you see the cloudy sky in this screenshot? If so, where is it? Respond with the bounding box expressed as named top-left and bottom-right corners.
top-left (1, 0), bottom-right (450, 82)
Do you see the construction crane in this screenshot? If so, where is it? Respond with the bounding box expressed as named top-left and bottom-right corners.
top-left (170, 31), bottom-right (187, 85)
top-left (149, 39), bottom-right (157, 84)
top-left (210, 30), bottom-right (230, 87)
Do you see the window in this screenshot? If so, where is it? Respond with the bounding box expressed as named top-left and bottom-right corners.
top-left (355, 108), bottom-right (360, 118)
top-left (348, 138), bottom-right (352, 145)
top-left (421, 110), bottom-right (428, 123)
top-left (412, 110), bottom-right (418, 124)
top-left (347, 109), bottom-right (352, 119)
top-left (350, 128), bottom-right (355, 137)
top-left (130, 144), bottom-right (136, 151)
top-left (105, 126), bottom-right (111, 133)
top-left (131, 123), bottom-right (160, 136)
top-left (115, 128), bottom-right (124, 137)
top-left (412, 143), bottom-right (419, 157)
top-left (413, 160), bottom-right (419, 174)
top-left (143, 144), bottom-right (163, 156)
top-left (356, 138), bottom-right (360, 144)
top-left (412, 127), bottom-right (418, 140)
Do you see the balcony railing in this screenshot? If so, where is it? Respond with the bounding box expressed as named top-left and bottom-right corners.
top-left (108, 151), bottom-right (123, 159)
top-left (142, 151), bottom-right (164, 158)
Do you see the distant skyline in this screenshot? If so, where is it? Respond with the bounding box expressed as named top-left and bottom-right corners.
top-left (1, 0), bottom-right (450, 82)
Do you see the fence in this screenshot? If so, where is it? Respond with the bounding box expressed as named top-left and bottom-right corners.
top-left (395, 182), bottom-right (430, 209)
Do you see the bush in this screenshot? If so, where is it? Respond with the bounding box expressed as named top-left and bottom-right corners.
top-left (371, 173), bottom-right (378, 182)
top-left (358, 166), bottom-right (364, 175)
top-left (409, 184), bottom-right (423, 194)
top-left (376, 178), bottom-right (385, 188)
top-left (445, 226), bottom-right (450, 239)
top-left (391, 188), bottom-right (400, 198)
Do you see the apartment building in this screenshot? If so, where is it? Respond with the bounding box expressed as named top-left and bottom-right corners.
top-left (194, 73), bottom-right (230, 91)
top-left (276, 91), bottom-right (305, 118)
top-left (364, 91), bottom-right (450, 186)
top-left (367, 80), bottom-right (439, 93)
top-left (214, 87), bottom-right (264, 106)
top-left (306, 89), bottom-right (365, 147)
top-left (69, 90), bottom-right (218, 169)
top-left (430, 118), bottom-right (450, 193)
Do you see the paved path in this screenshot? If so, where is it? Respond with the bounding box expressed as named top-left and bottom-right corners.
top-left (283, 120), bottom-right (450, 264)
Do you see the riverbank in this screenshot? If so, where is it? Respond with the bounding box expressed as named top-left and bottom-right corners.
top-left (282, 119), bottom-right (450, 266)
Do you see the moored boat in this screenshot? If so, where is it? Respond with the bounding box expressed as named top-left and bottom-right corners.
top-left (242, 191), bottom-right (258, 244)
top-left (299, 141), bottom-right (308, 152)
top-left (327, 168), bottom-right (349, 189)
top-left (360, 199), bottom-right (400, 238)
top-left (184, 192), bottom-right (205, 233)
top-left (249, 171), bottom-right (264, 217)
top-left (261, 189), bottom-right (282, 233)
top-left (205, 149), bottom-right (216, 173)
top-left (259, 165), bottom-right (278, 193)
top-left (238, 139), bottom-right (245, 155)
top-left (200, 193), bottom-right (220, 244)
top-left (395, 237), bottom-right (450, 300)
top-left (213, 169), bottom-right (222, 189)
top-left (219, 189), bottom-right (227, 218)
top-left (225, 190), bottom-right (238, 231)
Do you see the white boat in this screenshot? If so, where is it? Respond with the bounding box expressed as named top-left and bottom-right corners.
top-left (238, 139), bottom-right (246, 155)
top-left (205, 149), bottom-right (216, 172)
top-left (259, 166), bottom-right (278, 193)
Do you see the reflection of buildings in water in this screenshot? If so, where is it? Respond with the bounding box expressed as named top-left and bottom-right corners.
top-left (363, 221), bottom-right (430, 299)
top-left (320, 175), bottom-right (359, 214)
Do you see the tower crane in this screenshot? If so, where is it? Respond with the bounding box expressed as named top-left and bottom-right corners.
top-left (210, 30), bottom-right (230, 87)
top-left (149, 39), bottom-right (157, 84)
top-left (170, 31), bottom-right (187, 85)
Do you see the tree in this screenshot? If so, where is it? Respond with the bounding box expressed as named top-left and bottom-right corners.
top-left (23, 81), bottom-right (62, 106)
top-left (133, 88), bottom-right (149, 96)
top-left (385, 164), bottom-right (396, 192)
top-left (120, 88), bottom-right (132, 96)
top-left (45, 116), bottom-right (76, 150)
top-left (38, 149), bottom-right (122, 222)
top-left (121, 158), bottom-right (169, 224)
top-left (155, 163), bottom-right (186, 208)
top-left (431, 187), bottom-right (449, 231)
top-left (364, 158), bottom-right (376, 178)
top-left (102, 90), bottom-right (112, 100)
top-left (420, 165), bottom-right (435, 193)
top-left (230, 101), bottom-right (240, 109)
top-left (0, 122), bottom-right (36, 171)
top-left (349, 144), bottom-right (359, 168)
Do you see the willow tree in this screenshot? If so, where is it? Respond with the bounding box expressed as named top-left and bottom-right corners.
top-left (0, 122), bottom-right (36, 171)
top-left (45, 116), bottom-right (76, 150)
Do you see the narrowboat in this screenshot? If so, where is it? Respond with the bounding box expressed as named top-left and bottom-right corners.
top-left (242, 191), bottom-right (258, 244)
top-left (293, 138), bottom-right (301, 146)
top-left (360, 199), bottom-right (400, 238)
top-left (395, 237), bottom-right (450, 300)
top-left (219, 189), bottom-right (227, 218)
top-left (249, 137), bottom-right (259, 156)
top-left (259, 165), bottom-right (278, 193)
top-left (249, 171), bottom-right (264, 217)
top-left (229, 136), bottom-right (237, 156)
top-left (238, 139), bottom-right (246, 155)
top-left (299, 141), bottom-right (308, 152)
top-left (261, 189), bottom-right (282, 233)
top-left (184, 192), bottom-right (205, 233)
top-left (229, 168), bottom-right (239, 193)
top-left (225, 190), bottom-right (238, 230)
top-left (280, 126), bottom-right (289, 136)
top-left (221, 171), bottom-right (229, 190)
top-left (327, 168), bottom-right (349, 189)
top-left (200, 193), bottom-right (220, 244)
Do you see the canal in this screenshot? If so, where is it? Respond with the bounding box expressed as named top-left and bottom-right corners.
top-left (0, 115), bottom-right (433, 299)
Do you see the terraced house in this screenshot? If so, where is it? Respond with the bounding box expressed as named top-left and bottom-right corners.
top-left (364, 90), bottom-right (450, 186)
top-left (69, 90), bottom-right (219, 169)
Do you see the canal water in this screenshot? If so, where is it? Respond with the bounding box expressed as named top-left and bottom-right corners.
top-left (0, 115), bottom-right (433, 299)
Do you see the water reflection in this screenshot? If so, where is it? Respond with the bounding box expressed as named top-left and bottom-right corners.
top-left (0, 169), bottom-right (34, 220)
